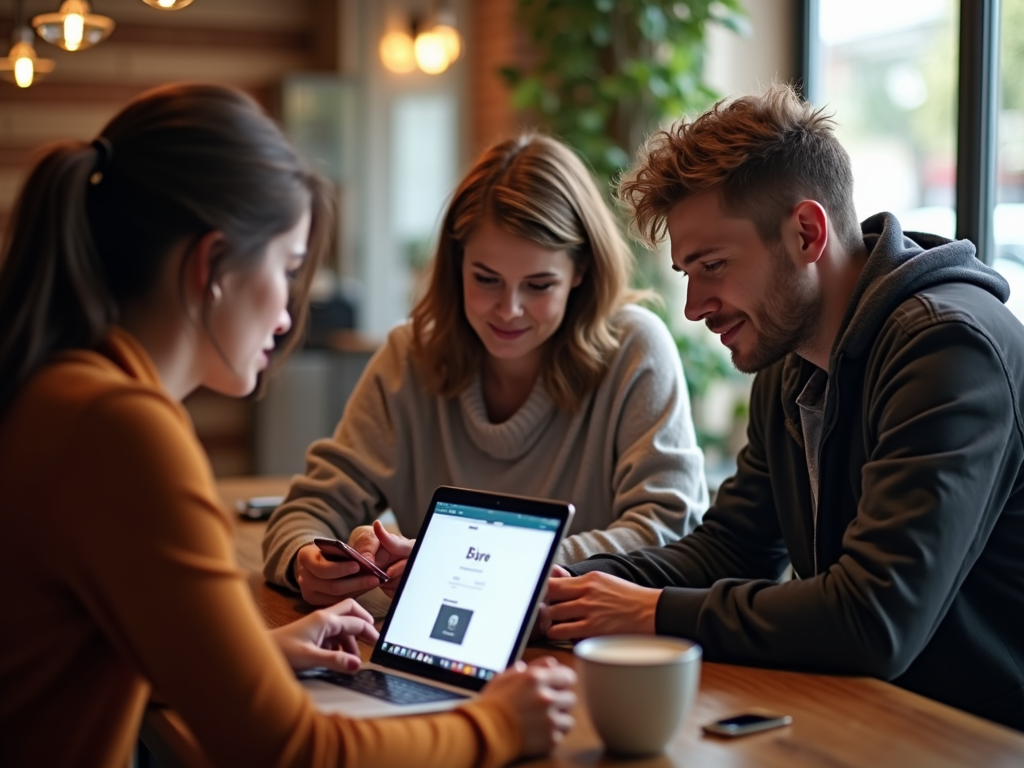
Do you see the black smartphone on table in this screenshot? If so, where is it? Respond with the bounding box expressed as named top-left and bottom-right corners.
top-left (702, 710), bottom-right (792, 737)
top-left (313, 537), bottom-right (391, 582)
top-left (235, 496), bottom-right (284, 521)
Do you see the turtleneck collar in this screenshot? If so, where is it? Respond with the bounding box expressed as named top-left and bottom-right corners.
top-left (457, 373), bottom-right (558, 460)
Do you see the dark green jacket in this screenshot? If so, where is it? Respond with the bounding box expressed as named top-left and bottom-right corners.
top-left (570, 213), bottom-right (1024, 730)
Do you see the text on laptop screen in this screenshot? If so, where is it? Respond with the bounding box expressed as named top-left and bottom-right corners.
top-left (379, 501), bottom-right (558, 679)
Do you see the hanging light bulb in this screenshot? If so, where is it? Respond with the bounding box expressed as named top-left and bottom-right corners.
top-left (431, 7), bottom-right (461, 64)
top-left (380, 4), bottom-right (462, 77)
top-left (432, 24), bottom-right (460, 63)
top-left (140, 0), bottom-right (195, 9)
top-left (413, 29), bottom-right (450, 75)
top-left (380, 29), bottom-right (416, 74)
top-left (33, 0), bottom-right (115, 52)
top-left (0, 27), bottom-right (56, 88)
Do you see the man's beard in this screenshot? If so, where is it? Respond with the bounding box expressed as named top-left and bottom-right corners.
top-left (721, 242), bottom-right (823, 374)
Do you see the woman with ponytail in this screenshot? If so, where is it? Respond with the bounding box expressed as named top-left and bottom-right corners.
top-left (0, 84), bottom-right (574, 768)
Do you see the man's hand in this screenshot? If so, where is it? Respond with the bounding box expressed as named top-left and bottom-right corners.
top-left (544, 571), bottom-right (661, 641)
top-left (269, 599), bottom-right (379, 672)
top-left (532, 565), bottom-right (573, 641)
top-left (350, 520), bottom-right (413, 599)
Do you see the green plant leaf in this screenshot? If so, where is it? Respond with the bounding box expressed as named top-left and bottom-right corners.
top-left (639, 5), bottom-right (669, 41)
top-left (499, 66), bottom-right (523, 87)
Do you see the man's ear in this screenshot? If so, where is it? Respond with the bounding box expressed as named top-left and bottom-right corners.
top-left (183, 230), bottom-right (228, 305)
top-left (786, 200), bottom-right (829, 265)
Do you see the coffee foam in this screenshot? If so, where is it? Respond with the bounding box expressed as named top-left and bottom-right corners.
top-left (578, 639), bottom-right (694, 665)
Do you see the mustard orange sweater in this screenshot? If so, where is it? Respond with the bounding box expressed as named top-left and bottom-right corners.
top-left (0, 328), bottom-right (520, 768)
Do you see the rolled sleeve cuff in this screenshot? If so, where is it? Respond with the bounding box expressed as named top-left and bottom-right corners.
top-left (655, 587), bottom-right (706, 638)
top-left (264, 534), bottom-right (318, 591)
top-left (564, 555), bottom-right (635, 579)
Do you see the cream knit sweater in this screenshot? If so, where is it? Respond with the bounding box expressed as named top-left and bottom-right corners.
top-left (263, 305), bottom-right (708, 589)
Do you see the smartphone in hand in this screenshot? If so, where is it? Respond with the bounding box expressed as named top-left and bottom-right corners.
top-left (313, 537), bottom-right (390, 582)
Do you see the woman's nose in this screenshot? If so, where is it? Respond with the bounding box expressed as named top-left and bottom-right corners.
top-left (496, 289), bottom-right (523, 320)
top-left (275, 307), bottom-right (292, 336)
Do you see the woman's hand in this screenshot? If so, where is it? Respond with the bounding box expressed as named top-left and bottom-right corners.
top-left (349, 520), bottom-right (414, 599)
top-left (478, 657), bottom-right (577, 758)
top-left (269, 599), bottom-right (379, 673)
top-left (349, 520), bottom-right (413, 569)
top-left (294, 544), bottom-right (384, 606)
top-left (294, 522), bottom-right (414, 605)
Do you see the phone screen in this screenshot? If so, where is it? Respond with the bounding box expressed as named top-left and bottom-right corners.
top-left (313, 537), bottom-right (390, 582)
top-left (717, 714), bottom-right (778, 727)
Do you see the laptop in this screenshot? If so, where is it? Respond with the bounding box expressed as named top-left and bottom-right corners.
top-left (297, 485), bottom-right (575, 718)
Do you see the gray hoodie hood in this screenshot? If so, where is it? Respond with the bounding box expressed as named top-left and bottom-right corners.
top-left (833, 212), bottom-right (1010, 363)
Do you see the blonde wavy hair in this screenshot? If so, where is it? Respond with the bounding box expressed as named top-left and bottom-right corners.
top-left (410, 134), bottom-right (649, 413)
top-left (618, 83), bottom-right (863, 254)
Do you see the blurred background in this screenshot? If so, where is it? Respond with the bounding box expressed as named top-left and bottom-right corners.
top-left (1, 0), bottom-right (1019, 488)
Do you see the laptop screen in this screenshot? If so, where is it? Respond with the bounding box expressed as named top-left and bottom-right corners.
top-left (372, 487), bottom-right (573, 689)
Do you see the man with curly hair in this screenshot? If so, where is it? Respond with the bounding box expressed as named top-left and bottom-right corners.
top-left (542, 83), bottom-right (1024, 731)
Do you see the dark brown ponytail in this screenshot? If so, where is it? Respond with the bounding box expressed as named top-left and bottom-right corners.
top-left (0, 83), bottom-right (333, 417)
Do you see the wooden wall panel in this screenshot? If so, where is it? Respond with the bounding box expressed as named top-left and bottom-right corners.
top-left (0, 1), bottom-right (317, 223)
top-left (0, 0), bottom-right (319, 477)
top-left (0, 103), bottom-right (120, 142)
top-left (467, 0), bottom-right (531, 154)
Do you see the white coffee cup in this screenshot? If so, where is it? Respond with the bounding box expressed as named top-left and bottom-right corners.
top-left (574, 635), bottom-right (702, 755)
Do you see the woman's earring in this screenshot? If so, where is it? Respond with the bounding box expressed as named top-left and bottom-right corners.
top-left (210, 283), bottom-right (222, 302)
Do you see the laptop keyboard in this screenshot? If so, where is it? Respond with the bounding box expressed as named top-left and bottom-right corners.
top-left (304, 668), bottom-right (470, 706)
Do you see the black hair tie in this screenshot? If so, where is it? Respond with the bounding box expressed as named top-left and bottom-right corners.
top-left (90, 136), bottom-right (113, 185)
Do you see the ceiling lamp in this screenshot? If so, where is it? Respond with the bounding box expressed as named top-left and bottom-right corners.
top-left (431, 7), bottom-right (461, 65)
top-left (1, 2), bottom-right (55, 88)
top-left (140, 0), bottom-right (195, 9)
top-left (380, 29), bottom-right (417, 75)
top-left (413, 27), bottom-right (449, 75)
top-left (1, 28), bottom-right (56, 88)
top-left (32, 0), bottom-right (115, 52)
top-left (380, 3), bottom-right (462, 76)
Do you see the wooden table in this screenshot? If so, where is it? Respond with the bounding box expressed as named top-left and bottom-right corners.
top-left (142, 477), bottom-right (1024, 767)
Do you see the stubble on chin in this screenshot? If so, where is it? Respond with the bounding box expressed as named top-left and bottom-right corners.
top-left (734, 266), bottom-right (823, 374)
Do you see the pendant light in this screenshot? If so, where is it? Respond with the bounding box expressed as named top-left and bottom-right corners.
top-left (139, 0), bottom-right (195, 9)
top-left (380, 2), bottom-right (462, 76)
top-left (380, 28), bottom-right (417, 74)
top-left (430, 6), bottom-right (461, 66)
top-left (32, 0), bottom-right (115, 52)
top-left (1, 1), bottom-right (55, 88)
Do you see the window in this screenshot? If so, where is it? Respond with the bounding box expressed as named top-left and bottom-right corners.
top-left (996, 0), bottom-right (1024, 316)
top-left (814, 0), bottom-right (959, 237)
top-left (805, 1), bottom-right (1021, 317)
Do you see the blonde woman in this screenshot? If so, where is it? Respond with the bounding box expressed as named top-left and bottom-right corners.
top-left (263, 134), bottom-right (708, 606)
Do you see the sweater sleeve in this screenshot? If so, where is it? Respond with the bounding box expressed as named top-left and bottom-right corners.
top-left (61, 389), bottom-right (522, 768)
top-left (567, 362), bottom-right (791, 588)
top-left (558, 307), bottom-right (709, 563)
top-left (571, 318), bottom-right (1019, 678)
top-left (262, 330), bottom-right (412, 589)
